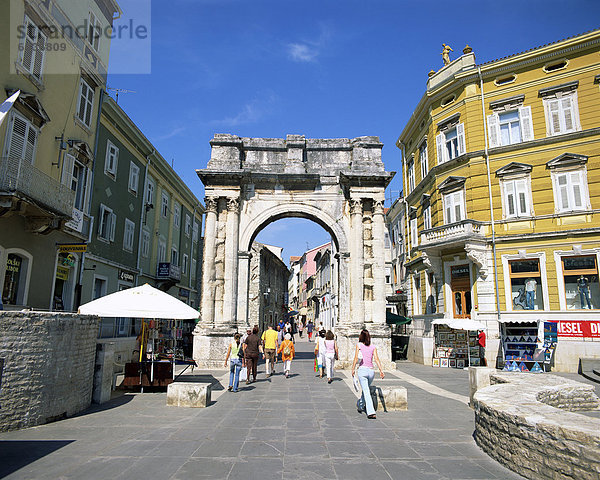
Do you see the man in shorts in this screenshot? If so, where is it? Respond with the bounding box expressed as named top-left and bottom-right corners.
top-left (261, 325), bottom-right (279, 377)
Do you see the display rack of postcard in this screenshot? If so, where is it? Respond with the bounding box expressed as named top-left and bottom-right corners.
top-left (433, 325), bottom-right (475, 368)
top-left (502, 321), bottom-right (543, 372)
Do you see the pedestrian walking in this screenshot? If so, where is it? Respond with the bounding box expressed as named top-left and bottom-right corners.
top-left (277, 332), bottom-right (295, 378)
top-left (224, 333), bottom-right (242, 392)
top-left (261, 324), bottom-right (279, 377)
top-left (307, 320), bottom-right (314, 342)
top-left (277, 325), bottom-right (284, 344)
top-left (314, 329), bottom-right (327, 378)
top-left (324, 330), bottom-right (338, 384)
top-left (351, 329), bottom-right (385, 419)
top-left (243, 326), bottom-right (261, 384)
top-left (298, 321), bottom-right (304, 338)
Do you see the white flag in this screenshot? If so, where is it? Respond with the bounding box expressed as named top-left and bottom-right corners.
top-left (0, 90), bottom-right (21, 128)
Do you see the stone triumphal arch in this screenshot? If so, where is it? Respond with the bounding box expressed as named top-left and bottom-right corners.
top-left (193, 134), bottom-right (395, 368)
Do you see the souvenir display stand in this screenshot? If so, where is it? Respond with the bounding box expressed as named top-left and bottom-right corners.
top-left (431, 318), bottom-right (486, 368)
top-left (500, 321), bottom-right (555, 372)
top-left (79, 284), bottom-right (200, 390)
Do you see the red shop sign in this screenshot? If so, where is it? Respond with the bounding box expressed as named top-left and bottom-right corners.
top-left (555, 320), bottom-right (600, 338)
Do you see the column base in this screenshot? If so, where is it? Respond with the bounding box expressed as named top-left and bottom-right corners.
top-left (193, 323), bottom-right (238, 368)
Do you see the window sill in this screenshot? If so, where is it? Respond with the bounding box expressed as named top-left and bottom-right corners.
top-left (104, 171), bottom-right (117, 181)
top-left (14, 62), bottom-right (45, 91)
top-left (74, 115), bottom-right (93, 134)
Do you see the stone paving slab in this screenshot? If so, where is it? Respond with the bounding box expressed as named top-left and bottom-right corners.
top-left (0, 338), bottom-right (525, 479)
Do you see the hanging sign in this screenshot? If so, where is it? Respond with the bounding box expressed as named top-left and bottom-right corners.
top-left (119, 270), bottom-right (135, 283)
top-left (553, 320), bottom-right (600, 338)
top-left (56, 265), bottom-right (70, 280)
top-left (58, 243), bottom-right (87, 253)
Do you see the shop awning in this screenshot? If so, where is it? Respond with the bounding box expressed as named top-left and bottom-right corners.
top-left (432, 318), bottom-right (486, 331)
top-left (497, 317), bottom-right (540, 324)
top-left (386, 311), bottom-right (412, 325)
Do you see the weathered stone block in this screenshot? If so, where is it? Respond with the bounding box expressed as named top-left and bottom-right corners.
top-left (374, 386), bottom-right (407, 411)
top-left (167, 382), bottom-right (211, 408)
top-left (469, 366), bottom-right (495, 407)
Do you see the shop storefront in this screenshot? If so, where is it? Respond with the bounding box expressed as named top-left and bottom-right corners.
top-left (431, 318), bottom-right (486, 368)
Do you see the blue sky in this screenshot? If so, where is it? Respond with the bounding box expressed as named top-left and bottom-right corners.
top-left (107, 0), bottom-right (600, 264)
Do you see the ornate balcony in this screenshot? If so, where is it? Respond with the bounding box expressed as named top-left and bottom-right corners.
top-left (419, 220), bottom-right (485, 250)
top-left (0, 156), bottom-right (75, 219)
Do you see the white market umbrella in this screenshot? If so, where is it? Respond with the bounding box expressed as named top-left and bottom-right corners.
top-left (78, 283), bottom-right (199, 319)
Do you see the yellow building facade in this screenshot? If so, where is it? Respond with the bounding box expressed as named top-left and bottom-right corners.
top-left (397, 30), bottom-right (600, 372)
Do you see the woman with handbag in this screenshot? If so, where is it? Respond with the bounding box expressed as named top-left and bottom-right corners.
top-left (324, 330), bottom-right (338, 384)
top-left (224, 333), bottom-right (243, 392)
top-left (351, 329), bottom-right (385, 419)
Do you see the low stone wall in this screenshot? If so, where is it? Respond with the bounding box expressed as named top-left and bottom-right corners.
top-left (473, 372), bottom-right (600, 479)
top-left (0, 312), bottom-right (99, 432)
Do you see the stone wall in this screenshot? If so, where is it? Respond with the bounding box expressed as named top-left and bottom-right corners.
top-left (473, 372), bottom-right (600, 479)
top-left (0, 312), bottom-right (99, 432)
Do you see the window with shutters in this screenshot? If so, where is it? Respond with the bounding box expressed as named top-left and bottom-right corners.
top-left (173, 202), bottom-right (181, 228)
top-left (407, 160), bottom-right (415, 193)
top-left (171, 247), bottom-right (179, 267)
top-left (105, 140), bottom-right (118, 178)
top-left (128, 162), bottom-right (140, 194)
top-left (182, 254), bottom-right (189, 275)
top-left (98, 204), bottom-right (116, 242)
top-left (141, 229), bottom-right (150, 258)
top-left (145, 178), bottom-right (155, 206)
top-left (18, 16), bottom-right (46, 81)
top-left (410, 217), bottom-right (418, 248)
top-left (552, 170), bottom-right (589, 213)
top-left (185, 214), bottom-right (191, 236)
top-left (539, 82), bottom-right (581, 137)
top-left (193, 222), bottom-right (199, 242)
top-left (4, 111), bottom-right (38, 164)
top-left (157, 238), bottom-right (166, 263)
top-left (61, 155), bottom-right (87, 210)
top-left (161, 193), bottom-right (169, 218)
top-left (488, 107), bottom-right (534, 147)
top-left (501, 178), bottom-right (532, 219)
top-left (423, 205), bottom-right (432, 231)
top-left (87, 11), bottom-right (101, 51)
top-left (443, 190), bottom-right (465, 224)
top-left (77, 78), bottom-right (95, 128)
top-left (419, 141), bottom-right (428, 179)
top-left (123, 219), bottom-right (135, 252)
top-left (436, 123), bottom-right (465, 164)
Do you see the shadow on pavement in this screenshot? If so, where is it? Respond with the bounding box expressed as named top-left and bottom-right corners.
top-left (0, 440), bottom-right (73, 478)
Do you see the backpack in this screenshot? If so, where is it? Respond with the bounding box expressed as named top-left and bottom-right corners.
top-left (283, 342), bottom-right (292, 356)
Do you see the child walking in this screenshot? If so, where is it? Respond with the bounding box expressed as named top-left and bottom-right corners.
top-left (277, 333), bottom-right (295, 378)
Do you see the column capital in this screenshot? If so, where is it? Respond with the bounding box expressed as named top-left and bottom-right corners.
top-left (373, 200), bottom-right (385, 215)
top-left (205, 196), bottom-right (219, 213)
top-left (238, 250), bottom-right (253, 259)
top-left (350, 198), bottom-right (363, 215)
top-left (227, 197), bottom-right (240, 212)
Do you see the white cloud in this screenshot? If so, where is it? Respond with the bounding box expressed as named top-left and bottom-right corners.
top-left (210, 92), bottom-right (278, 127)
top-left (154, 126), bottom-right (186, 141)
top-left (287, 43), bottom-right (319, 62)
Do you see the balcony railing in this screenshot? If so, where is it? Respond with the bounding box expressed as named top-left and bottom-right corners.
top-left (420, 220), bottom-right (485, 247)
top-left (0, 156), bottom-right (75, 217)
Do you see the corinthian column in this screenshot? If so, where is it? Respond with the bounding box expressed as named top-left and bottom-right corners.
top-left (350, 198), bottom-right (364, 326)
top-left (372, 200), bottom-right (386, 324)
top-left (200, 196), bottom-right (218, 327)
top-left (222, 197), bottom-right (240, 327)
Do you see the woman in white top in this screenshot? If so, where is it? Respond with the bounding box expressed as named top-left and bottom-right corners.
top-left (314, 329), bottom-right (327, 378)
top-left (324, 330), bottom-right (338, 384)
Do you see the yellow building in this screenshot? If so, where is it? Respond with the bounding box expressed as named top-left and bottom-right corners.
top-left (0, 0), bottom-right (120, 309)
top-left (397, 30), bottom-right (600, 372)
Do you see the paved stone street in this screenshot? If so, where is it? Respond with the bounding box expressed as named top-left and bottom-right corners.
top-left (0, 339), bottom-right (524, 480)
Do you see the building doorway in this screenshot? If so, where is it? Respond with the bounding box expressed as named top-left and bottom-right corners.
top-left (451, 264), bottom-right (471, 319)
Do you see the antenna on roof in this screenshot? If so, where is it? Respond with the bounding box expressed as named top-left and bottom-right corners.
top-left (107, 87), bottom-right (137, 103)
